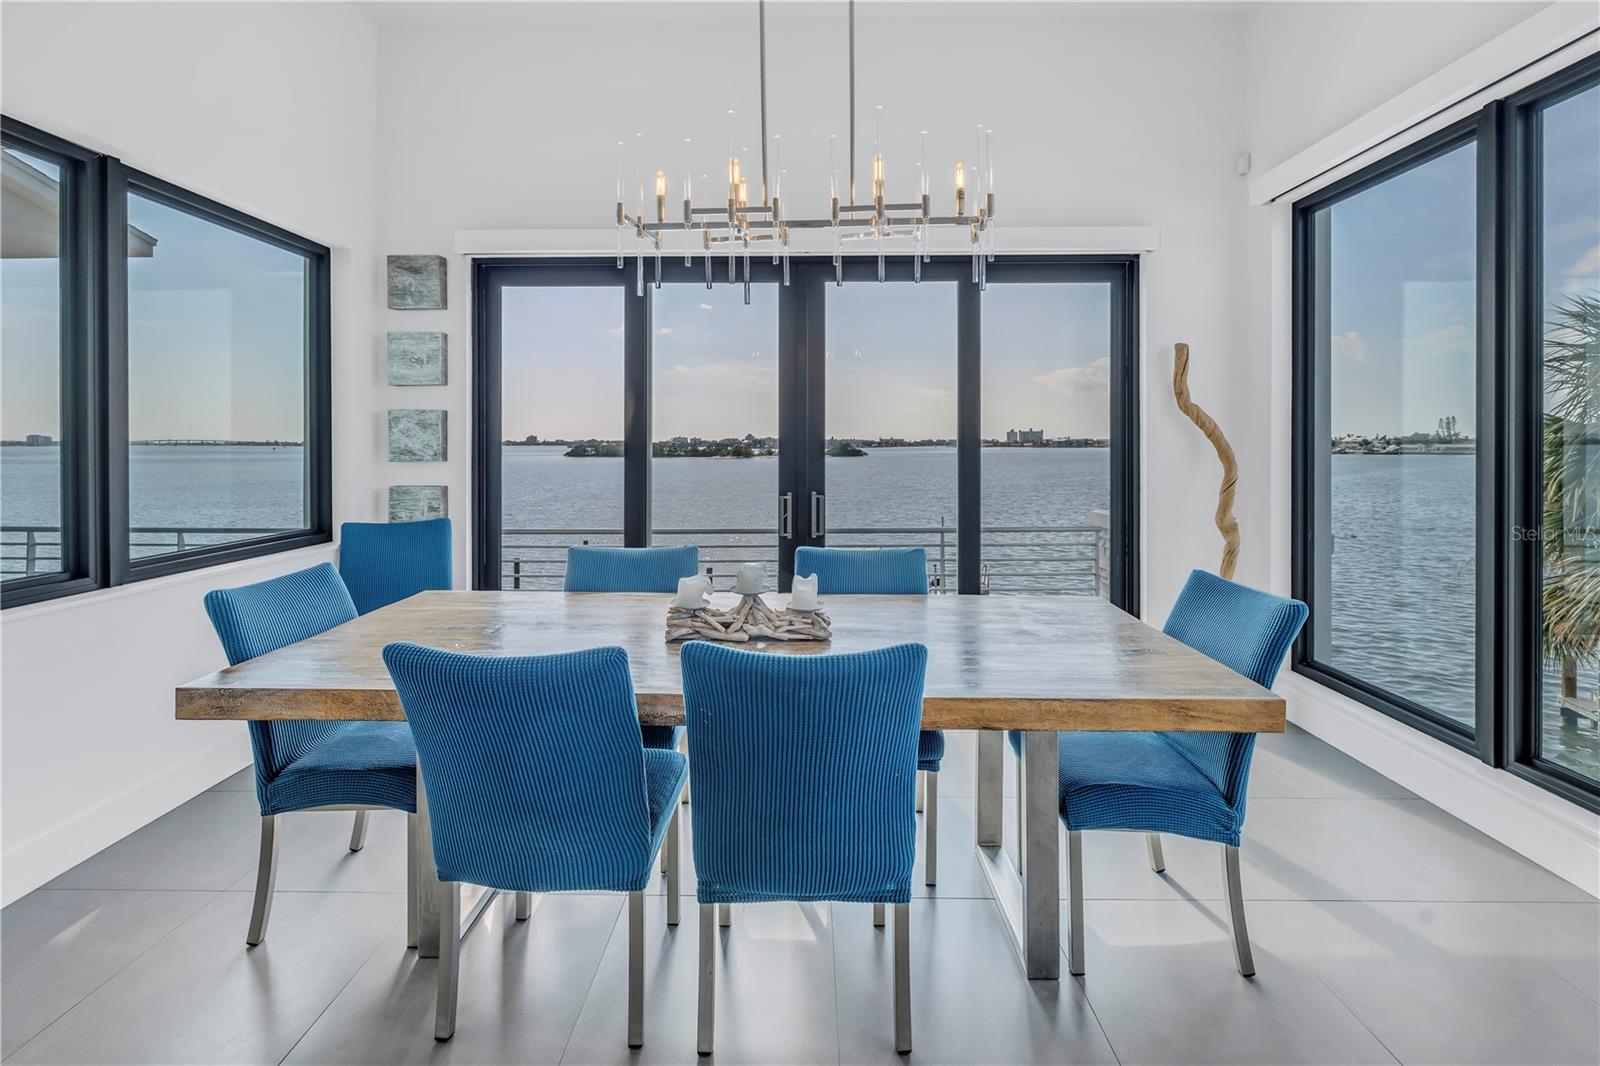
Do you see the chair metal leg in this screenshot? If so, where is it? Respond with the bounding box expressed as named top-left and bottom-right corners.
top-left (666, 807), bottom-right (681, 927)
top-left (1014, 756), bottom-right (1025, 877)
top-left (245, 815), bottom-right (279, 946)
top-left (515, 891), bottom-right (533, 921)
top-left (1146, 832), bottom-right (1166, 873)
top-left (718, 902), bottom-right (731, 927)
top-left (697, 903), bottom-right (715, 1055)
top-left (435, 881), bottom-right (461, 1040)
top-left (680, 734), bottom-right (691, 805)
top-left (628, 889), bottom-right (646, 1047)
top-left (1066, 829), bottom-right (1085, 976)
top-left (915, 770), bottom-right (925, 813)
top-left (348, 810), bottom-right (369, 852)
top-left (893, 901), bottom-right (912, 1054)
top-left (924, 771), bottom-right (938, 887)
top-left (1222, 844), bottom-right (1255, 977)
top-left (406, 813), bottom-right (419, 948)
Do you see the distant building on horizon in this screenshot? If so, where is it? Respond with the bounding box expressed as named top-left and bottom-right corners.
top-left (1006, 427), bottom-right (1045, 445)
top-left (24, 433), bottom-right (53, 446)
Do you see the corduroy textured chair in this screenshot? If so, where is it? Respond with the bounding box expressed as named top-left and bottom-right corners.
top-left (339, 517), bottom-right (452, 615)
top-left (564, 544), bottom-right (700, 754)
top-left (203, 562), bottom-right (418, 948)
top-left (793, 545), bottom-right (943, 887)
top-left (1056, 570), bottom-right (1308, 977)
top-left (383, 642), bottom-right (686, 1045)
top-left (680, 640), bottom-right (926, 1055)
top-left (337, 517), bottom-right (452, 850)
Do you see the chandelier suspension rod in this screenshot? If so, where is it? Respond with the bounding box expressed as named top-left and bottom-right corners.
top-left (759, 0), bottom-right (769, 205)
top-left (848, 0), bottom-right (856, 206)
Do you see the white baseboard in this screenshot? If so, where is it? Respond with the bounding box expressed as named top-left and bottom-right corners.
top-left (1, 734), bottom-right (252, 906)
top-left (1280, 673), bottom-right (1600, 899)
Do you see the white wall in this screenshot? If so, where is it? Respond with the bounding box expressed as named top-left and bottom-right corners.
top-left (0, 1), bottom-right (380, 904)
top-left (374, 0), bottom-right (1259, 617)
top-left (1242, 1), bottom-right (1600, 895)
top-left (1243, 1), bottom-right (1545, 176)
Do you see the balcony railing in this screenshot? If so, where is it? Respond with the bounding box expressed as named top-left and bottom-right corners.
top-left (503, 515), bottom-right (1111, 596)
top-left (0, 526), bottom-right (294, 577)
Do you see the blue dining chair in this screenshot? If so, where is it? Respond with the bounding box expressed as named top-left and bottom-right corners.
top-left (383, 642), bottom-right (686, 1046)
top-left (793, 545), bottom-right (943, 888)
top-left (338, 517), bottom-right (452, 849)
top-left (680, 640), bottom-right (926, 1055)
top-left (1056, 570), bottom-right (1308, 977)
top-left (564, 544), bottom-right (700, 756)
top-left (339, 517), bottom-right (452, 615)
top-left (203, 562), bottom-right (418, 948)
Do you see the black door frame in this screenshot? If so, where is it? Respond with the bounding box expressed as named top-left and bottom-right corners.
top-left (473, 254), bottom-right (1140, 612)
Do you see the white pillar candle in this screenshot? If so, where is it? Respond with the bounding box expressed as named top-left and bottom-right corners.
top-left (789, 573), bottom-right (819, 611)
top-left (735, 562), bottom-right (765, 595)
top-left (673, 575), bottom-right (713, 609)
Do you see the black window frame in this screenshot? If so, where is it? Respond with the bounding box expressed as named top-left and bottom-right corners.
top-left (472, 254), bottom-right (1140, 614)
top-left (1291, 53), bottom-right (1600, 811)
top-left (0, 117), bottom-right (332, 609)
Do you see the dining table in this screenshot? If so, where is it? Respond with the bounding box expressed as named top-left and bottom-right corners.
top-left (175, 589), bottom-right (1284, 980)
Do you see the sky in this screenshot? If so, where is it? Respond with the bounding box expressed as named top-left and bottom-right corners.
top-left (1324, 82), bottom-right (1599, 439)
top-left (2, 159), bottom-right (308, 441)
top-left (499, 277), bottom-right (1112, 442)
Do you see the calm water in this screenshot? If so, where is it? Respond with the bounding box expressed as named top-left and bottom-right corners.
top-left (2, 443), bottom-right (1592, 779)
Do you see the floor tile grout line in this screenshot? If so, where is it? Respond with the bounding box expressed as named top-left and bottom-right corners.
top-left (556, 893), bottom-right (628, 1066)
top-left (1, 888), bottom-right (227, 1062)
top-left (1299, 958), bottom-right (1406, 1066)
top-left (276, 910), bottom-right (408, 1066)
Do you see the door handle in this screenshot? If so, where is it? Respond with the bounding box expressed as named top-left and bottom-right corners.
top-left (779, 492), bottom-right (794, 539)
top-left (810, 492), bottom-right (826, 537)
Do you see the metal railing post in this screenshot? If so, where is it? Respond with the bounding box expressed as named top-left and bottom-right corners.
top-left (25, 531), bottom-right (37, 576)
top-left (938, 516), bottom-right (948, 593)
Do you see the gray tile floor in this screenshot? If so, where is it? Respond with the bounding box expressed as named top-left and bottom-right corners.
top-left (4, 727), bottom-right (1596, 1065)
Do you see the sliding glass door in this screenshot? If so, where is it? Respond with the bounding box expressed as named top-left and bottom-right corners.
top-left (474, 256), bottom-right (1139, 612)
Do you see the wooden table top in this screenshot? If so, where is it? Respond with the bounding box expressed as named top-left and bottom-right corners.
top-left (175, 591), bottom-right (1284, 733)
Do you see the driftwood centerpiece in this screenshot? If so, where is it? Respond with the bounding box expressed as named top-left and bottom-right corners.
top-left (666, 594), bottom-right (832, 643)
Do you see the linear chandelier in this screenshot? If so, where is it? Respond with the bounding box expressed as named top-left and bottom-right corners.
top-left (615, 0), bottom-right (995, 301)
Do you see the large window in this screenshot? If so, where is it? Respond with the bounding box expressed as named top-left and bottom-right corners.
top-left (0, 119), bottom-right (330, 608)
top-left (1294, 54), bottom-right (1600, 807)
top-left (473, 257), bottom-right (1139, 610)
top-left (1298, 132), bottom-right (1480, 736)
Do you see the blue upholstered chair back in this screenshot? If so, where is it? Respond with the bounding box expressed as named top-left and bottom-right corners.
top-left (339, 517), bottom-right (452, 615)
top-left (793, 546), bottom-right (928, 596)
top-left (679, 641), bottom-right (927, 904)
top-left (1160, 570), bottom-right (1309, 806)
top-left (203, 562), bottom-right (359, 798)
top-left (382, 642), bottom-right (658, 892)
top-left (564, 545), bottom-right (700, 593)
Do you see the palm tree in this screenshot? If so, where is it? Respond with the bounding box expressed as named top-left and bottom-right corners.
top-left (1542, 292), bottom-right (1599, 706)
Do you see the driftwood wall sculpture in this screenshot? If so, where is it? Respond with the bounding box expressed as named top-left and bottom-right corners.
top-left (1172, 342), bottom-right (1240, 580)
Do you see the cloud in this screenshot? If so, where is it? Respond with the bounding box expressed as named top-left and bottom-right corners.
top-left (1035, 356), bottom-right (1110, 393)
top-left (1569, 244), bottom-right (1600, 279)
top-left (698, 302), bottom-right (714, 311)
top-left (607, 324), bottom-right (624, 338)
top-left (1330, 331), bottom-right (1368, 365)
top-left (658, 326), bottom-right (674, 336)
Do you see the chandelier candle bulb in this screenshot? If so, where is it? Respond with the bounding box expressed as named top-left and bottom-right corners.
top-left (955, 162), bottom-right (966, 215)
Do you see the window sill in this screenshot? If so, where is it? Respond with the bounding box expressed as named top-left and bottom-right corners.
top-left (0, 541), bottom-right (336, 624)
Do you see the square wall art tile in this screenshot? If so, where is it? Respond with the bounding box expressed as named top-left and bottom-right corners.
top-left (387, 331), bottom-right (447, 385)
top-left (388, 409), bottom-right (447, 462)
top-left (387, 255), bottom-right (447, 310)
top-left (389, 485), bottom-right (448, 522)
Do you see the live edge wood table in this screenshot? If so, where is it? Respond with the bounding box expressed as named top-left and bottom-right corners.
top-left (176, 590), bottom-right (1283, 980)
